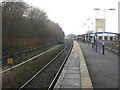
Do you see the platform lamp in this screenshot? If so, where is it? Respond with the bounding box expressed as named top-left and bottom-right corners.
top-left (94, 8), bottom-right (115, 54)
top-left (84, 23), bottom-right (87, 44)
top-left (86, 19), bottom-right (90, 46)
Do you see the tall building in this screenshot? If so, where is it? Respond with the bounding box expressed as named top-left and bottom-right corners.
top-left (95, 19), bottom-right (105, 32)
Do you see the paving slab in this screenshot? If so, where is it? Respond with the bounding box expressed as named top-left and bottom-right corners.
top-left (60, 78), bottom-right (80, 86)
top-left (63, 73), bottom-right (80, 79)
top-left (65, 69), bottom-right (80, 74)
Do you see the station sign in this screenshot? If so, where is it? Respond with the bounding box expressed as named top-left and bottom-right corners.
top-left (7, 58), bottom-right (13, 64)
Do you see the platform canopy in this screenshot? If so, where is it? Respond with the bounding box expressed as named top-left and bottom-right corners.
top-left (83, 32), bottom-right (119, 36)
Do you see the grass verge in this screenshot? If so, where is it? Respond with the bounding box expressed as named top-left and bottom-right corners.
top-left (2, 43), bottom-right (66, 88)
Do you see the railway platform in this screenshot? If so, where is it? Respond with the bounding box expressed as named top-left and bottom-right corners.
top-left (78, 41), bottom-right (118, 88)
top-left (54, 41), bottom-right (93, 89)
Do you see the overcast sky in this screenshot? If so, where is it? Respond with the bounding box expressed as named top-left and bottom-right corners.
top-left (20, 0), bottom-right (119, 35)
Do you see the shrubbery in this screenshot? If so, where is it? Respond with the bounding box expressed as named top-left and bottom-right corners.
top-left (2, 2), bottom-right (65, 56)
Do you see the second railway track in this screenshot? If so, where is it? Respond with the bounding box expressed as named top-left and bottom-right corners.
top-left (19, 41), bottom-right (73, 89)
top-left (2, 45), bottom-right (59, 73)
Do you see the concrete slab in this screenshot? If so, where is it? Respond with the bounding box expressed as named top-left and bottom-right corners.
top-left (67, 64), bottom-right (79, 67)
top-left (65, 66), bottom-right (79, 70)
top-left (63, 73), bottom-right (80, 79)
top-left (60, 78), bottom-right (80, 86)
top-left (65, 69), bottom-right (80, 74)
top-left (60, 85), bottom-right (80, 88)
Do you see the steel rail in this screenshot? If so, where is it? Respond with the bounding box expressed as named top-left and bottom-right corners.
top-left (1, 45), bottom-right (59, 73)
top-left (3, 43), bottom-right (57, 59)
top-left (48, 44), bottom-right (73, 90)
top-left (18, 44), bottom-right (68, 90)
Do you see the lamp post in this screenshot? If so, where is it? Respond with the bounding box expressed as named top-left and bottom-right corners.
top-left (86, 19), bottom-right (94, 46)
top-left (86, 19), bottom-right (90, 46)
top-left (84, 23), bottom-right (87, 44)
top-left (94, 8), bottom-right (115, 54)
top-left (90, 22), bottom-right (94, 48)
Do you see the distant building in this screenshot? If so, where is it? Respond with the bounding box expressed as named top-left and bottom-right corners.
top-left (95, 19), bottom-right (105, 33)
top-left (65, 34), bottom-right (75, 40)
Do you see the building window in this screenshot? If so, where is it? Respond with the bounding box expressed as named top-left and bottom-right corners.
top-left (99, 36), bottom-right (102, 40)
top-left (105, 36), bottom-right (108, 40)
top-left (110, 37), bottom-right (113, 41)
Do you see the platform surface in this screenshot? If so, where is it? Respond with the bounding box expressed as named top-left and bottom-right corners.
top-left (78, 41), bottom-right (118, 88)
top-left (55, 41), bottom-right (81, 89)
top-left (55, 41), bottom-right (93, 89)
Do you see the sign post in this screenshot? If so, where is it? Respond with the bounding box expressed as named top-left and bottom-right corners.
top-left (7, 58), bottom-right (13, 69)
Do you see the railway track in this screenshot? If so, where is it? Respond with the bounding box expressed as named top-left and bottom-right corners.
top-left (2, 44), bottom-right (58, 71)
top-left (3, 43), bottom-right (57, 59)
top-left (18, 41), bottom-right (73, 89)
top-left (1, 45), bottom-right (59, 73)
